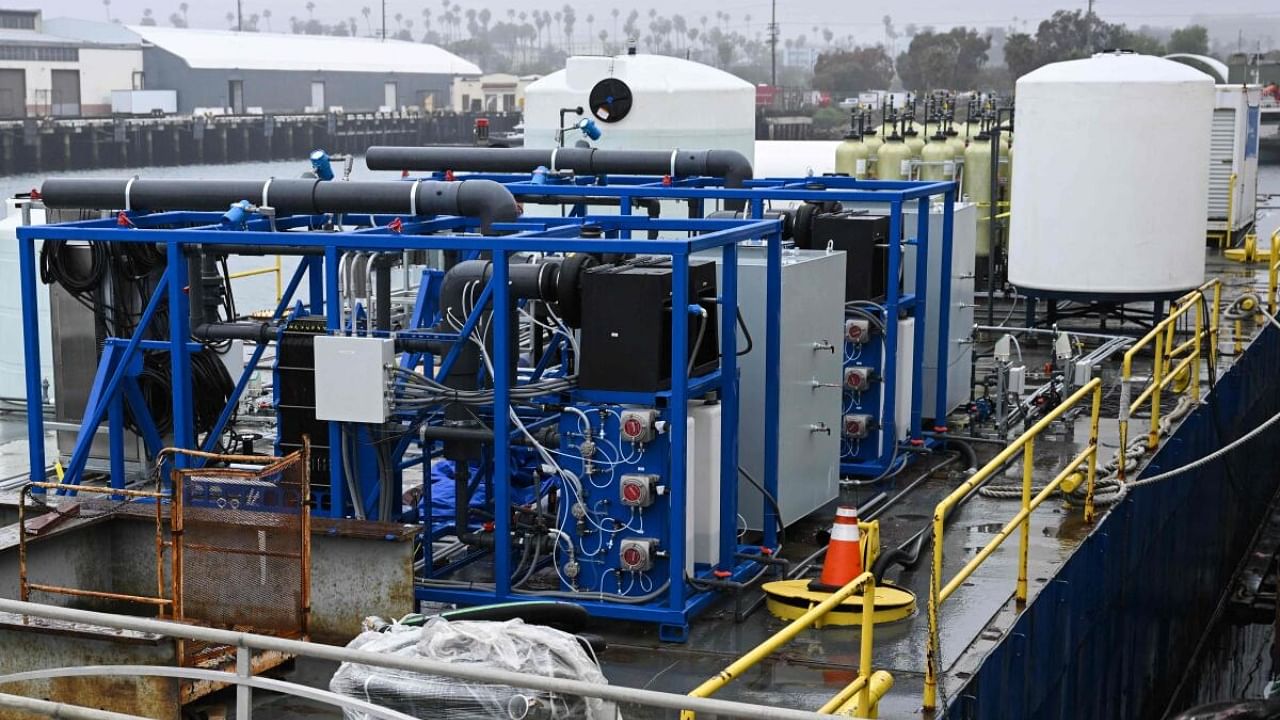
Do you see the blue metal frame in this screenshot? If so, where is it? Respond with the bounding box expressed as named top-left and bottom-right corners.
top-left (15, 209), bottom-right (781, 638)
top-left (414, 172), bottom-right (958, 477)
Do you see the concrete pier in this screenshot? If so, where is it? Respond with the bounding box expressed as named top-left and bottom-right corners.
top-left (0, 111), bottom-right (520, 175)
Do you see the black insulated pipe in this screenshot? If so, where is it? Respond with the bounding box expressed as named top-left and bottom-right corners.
top-left (39, 177), bottom-right (521, 233)
top-left (364, 146), bottom-right (754, 211)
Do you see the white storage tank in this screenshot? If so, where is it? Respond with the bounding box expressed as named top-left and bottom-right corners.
top-left (523, 54), bottom-right (756, 164)
top-left (1008, 52), bottom-right (1214, 298)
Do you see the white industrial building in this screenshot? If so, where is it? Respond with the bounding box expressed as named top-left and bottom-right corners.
top-left (451, 73), bottom-right (540, 113)
top-left (0, 9), bottom-right (142, 118)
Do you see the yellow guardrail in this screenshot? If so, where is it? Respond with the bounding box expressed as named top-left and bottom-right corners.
top-left (922, 378), bottom-right (1103, 711)
top-left (1268, 230), bottom-right (1280, 316)
top-left (682, 572), bottom-right (886, 719)
top-left (228, 255), bottom-right (285, 302)
top-left (1117, 282), bottom-right (1219, 479)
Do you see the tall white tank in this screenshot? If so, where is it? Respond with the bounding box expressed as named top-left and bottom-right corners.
top-left (523, 54), bottom-right (756, 164)
top-left (1008, 53), bottom-right (1214, 298)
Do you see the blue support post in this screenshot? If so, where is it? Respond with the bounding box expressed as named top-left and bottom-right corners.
top-left (61, 271), bottom-right (171, 488)
top-left (718, 241), bottom-right (739, 568)
top-left (911, 196), bottom-right (930, 442)
top-left (167, 244), bottom-right (193, 470)
top-left (935, 187), bottom-right (957, 429)
top-left (763, 226), bottom-right (782, 547)
top-left (108, 386), bottom-right (125, 489)
top-left (324, 246), bottom-right (345, 518)
top-left (309, 255), bottom-right (324, 315)
top-left (18, 235), bottom-right (45, 486)
top-left (669, 251), bottom-right (690, 610)
top-left (491, 256), bottom-right (513, 596)
top-left (198, 258), bottom-right (310, 457)
top-left (880, 201), bottom-right (903, 468)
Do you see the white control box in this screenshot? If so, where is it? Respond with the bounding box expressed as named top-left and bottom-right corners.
top-left (313, 336), bottom-right (394, 423)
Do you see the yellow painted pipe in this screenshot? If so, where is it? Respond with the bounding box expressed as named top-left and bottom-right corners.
top-left (837, 670), bottom-right (894, 718)
top-left (682, 573), bottom-right (876, 720)
top-left (924, 379), bottom-right (1102, 710)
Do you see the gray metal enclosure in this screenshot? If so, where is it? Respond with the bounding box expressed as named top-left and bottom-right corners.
top-left (142, 48), bottom-right (453, 114)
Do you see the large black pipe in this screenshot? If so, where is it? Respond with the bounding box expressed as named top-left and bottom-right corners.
top-left (364, 146), bottom-right (754, 211)
top-left (39, 177), bottom-right (520, 233)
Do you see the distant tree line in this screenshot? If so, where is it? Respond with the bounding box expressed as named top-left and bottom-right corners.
top-left (128, 3), bottom-right (1217, 92)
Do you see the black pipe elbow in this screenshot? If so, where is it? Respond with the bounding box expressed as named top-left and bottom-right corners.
top-left (454, 179), bottom-right (521, 234)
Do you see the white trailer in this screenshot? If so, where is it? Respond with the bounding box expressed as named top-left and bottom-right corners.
top-left (1208, 84), bottom-right (1261, 237)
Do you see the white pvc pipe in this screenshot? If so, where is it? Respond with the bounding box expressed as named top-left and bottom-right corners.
top-left (0, 692), bottom-right (148, 720)
top-left (0, 598), bottom-right (833, 720)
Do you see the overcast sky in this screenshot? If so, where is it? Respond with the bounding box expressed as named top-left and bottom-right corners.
top-left (29, 0), bottom-right (1280, 39)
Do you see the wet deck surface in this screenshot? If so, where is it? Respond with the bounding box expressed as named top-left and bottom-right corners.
top-left (2, 210), bottom-right (1278, 717)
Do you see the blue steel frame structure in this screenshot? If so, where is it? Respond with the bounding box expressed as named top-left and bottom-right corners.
top-left (14, 207), bottom-right (780, 639)
top-left (410, 172), bottom-right (959, 476)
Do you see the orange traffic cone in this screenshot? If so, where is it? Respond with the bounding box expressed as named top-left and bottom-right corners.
top-left (818, 505), bottom-right (863, 588)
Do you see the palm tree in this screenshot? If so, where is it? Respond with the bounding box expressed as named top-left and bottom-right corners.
top-left (102, 0), bottom-right (111, 21)
top-left (262, 8), bottom-right (272, 31)
top-left (599, 29), bottom-right (608, 53)
top-left (305, 2), bottom-right (315, 20)
top-left (140, 8), bottom-right (156, 25)
top-left (586, 14), bottom-right (594, 51)
top-left (611, 8), bottom-right (620, 40)
top-left (361, 7), bottom-right (372, 35)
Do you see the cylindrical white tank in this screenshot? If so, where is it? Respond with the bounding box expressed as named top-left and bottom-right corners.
top-left (1008, 53), bottom-right (1213, 298)
top-left (523, 54), bottom-right (756, 165)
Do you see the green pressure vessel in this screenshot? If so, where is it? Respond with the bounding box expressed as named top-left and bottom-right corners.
top-left (920, 133), bottom-right (956, 182)
top-left (877, 133), bottom-right (913, 181)
top-left (862, 130), bottom-right (884, 177)
top-left (835, 132), bottom-right (871, 179)
top-left (964, 134), bottom-right (994, 257)
top-left (903, 127), bottom-right (925, 160)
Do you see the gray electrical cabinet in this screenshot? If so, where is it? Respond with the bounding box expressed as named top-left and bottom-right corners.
top-left (903, 202), bottom-right (977, 421)
top-left (708, 246), bottom-right (845, 530)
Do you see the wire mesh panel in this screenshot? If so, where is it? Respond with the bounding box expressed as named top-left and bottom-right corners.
top-left (169, 445), bottom-right (311, 656)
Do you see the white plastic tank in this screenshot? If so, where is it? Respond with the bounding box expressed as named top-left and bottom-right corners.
top-left (1008, 52), bottom-right (1214, 298)
top-left (524, 54), bottom-right (756, 164)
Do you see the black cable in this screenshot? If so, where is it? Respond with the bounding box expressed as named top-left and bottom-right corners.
top-left (735, 309), bottom-right (753, 357)
top-left (737, 465), bottom-right (785, 548)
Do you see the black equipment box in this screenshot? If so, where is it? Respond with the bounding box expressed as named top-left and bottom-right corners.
top-left (579, 258), bottom-right (719, 392)
top-left (808, 212), bottom-right (891, 301)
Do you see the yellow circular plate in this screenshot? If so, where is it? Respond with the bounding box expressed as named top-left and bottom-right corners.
top-left (761, 579), bottom-right (917, 626)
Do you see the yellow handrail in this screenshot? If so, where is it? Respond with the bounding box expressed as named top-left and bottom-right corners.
top-left (922, 378), bottom-right (1103, 711)
top-left (1268, 229), bottom-right (1280, 316)
top-left (1117, 284), bottom-right (1219, 479)
top-left (227, 255), bottom-right (285, 302)
top-left (682, 572), bottom-right (882, 719)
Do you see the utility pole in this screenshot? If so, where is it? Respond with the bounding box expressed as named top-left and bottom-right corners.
top-left (381, 0), bottom-right (387, 41)
top-left (1086, 0), bottom-right (1094, 53)
top-left (236, 0), bottom-right (242, 31)
top-left (769, 0), bottom-right (778, 87)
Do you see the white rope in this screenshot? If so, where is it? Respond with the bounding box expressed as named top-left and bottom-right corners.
top-left (1128, 304), bottom-right (1280, 488)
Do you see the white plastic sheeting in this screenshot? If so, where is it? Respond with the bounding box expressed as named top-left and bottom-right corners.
top-left (1008, 52), bottom-right (1214, 297)
top-left (329, 618), bottom-right (615, 719)
top-left (128, 25), bottom-right (481, 76)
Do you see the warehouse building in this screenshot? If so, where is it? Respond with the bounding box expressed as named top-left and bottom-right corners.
top-left (129, 25), bottom-right (481, 115)
top-left (0, 9), bottom-right (142, 118)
